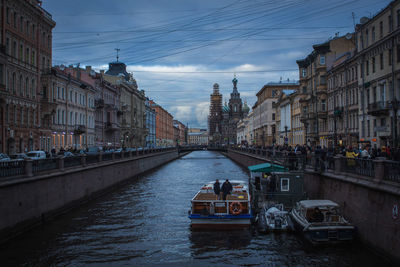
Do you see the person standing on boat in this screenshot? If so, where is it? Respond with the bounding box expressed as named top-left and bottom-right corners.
top-left (213, 179), bottom-right (221, 199)
top-left (221, 179), bottom-right (233, 200)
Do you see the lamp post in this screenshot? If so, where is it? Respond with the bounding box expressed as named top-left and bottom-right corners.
top-left (284, 125), bottom-right (288, 145)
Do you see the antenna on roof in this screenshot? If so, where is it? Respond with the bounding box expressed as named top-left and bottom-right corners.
top-left (115, 48), bottom-right (120, 62)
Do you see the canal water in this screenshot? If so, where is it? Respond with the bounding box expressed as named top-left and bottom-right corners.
top-left (0, 151), bottom-right (395, 266)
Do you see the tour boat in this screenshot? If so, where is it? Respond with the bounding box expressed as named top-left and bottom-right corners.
top-left (290, 200), bottom-right (355, 244)
top-left (257, 204), bottom-right (290, 232)
top-left (188, 180), bottom-right (252, 229)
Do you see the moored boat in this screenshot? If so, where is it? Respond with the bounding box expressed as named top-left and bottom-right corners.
top-left (290, 200), bottom-right (355, 244)
top-left (258, 204), bottom-right (290, 232)
top-left (188, 180), bottom-right (252, 229)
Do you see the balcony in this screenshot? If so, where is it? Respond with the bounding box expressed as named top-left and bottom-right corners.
top-left (74, 125), bottom-right (86, 135)
top-left (300, 112), bottom-right (316, 122)
top-left (317, 110), bottom-right (327, 119)
top-left (105, 122), bottom-right (119, 132)
top-left (95, 99), bottom-right (104, 109)
top-left (368, 101), bottom-right (390, 116)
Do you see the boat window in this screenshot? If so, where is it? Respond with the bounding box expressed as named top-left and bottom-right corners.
top-left (280, 178), bottom-right (289, 191)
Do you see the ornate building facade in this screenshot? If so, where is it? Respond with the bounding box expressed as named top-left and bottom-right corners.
top-left (0, 0), bottom-right (55, 154)
top-left (209, 78), bottom-right (246, 145)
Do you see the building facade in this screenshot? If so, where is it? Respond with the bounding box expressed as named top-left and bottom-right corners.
top-left (297, 35), bottom-right (355, 147)
top-left (173, 119), bottom-right (186, 146)
top-left (103, 62), bottom-right (146, 148)
top-left (150, 101), bottom-right (174, 147)
top-left (253, 81), bottom-right (299, 147)
top-left (188, 129), bottom-right (208, 145)
top-left (145, 98), bottom-right (156, 148)
top-left (355, 1), bottom-right (400, 148)
top-left (0, 0), bottom-right (55, 154)
top-left (327, 49), bottom-right (359, 148)
top-left (41, 66), bottom-right (96, 151)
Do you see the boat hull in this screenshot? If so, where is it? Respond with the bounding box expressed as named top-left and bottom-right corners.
top-left (290, 211), bottom-right (355, 244)
top-left (189, 214), bottom-right (252, 229)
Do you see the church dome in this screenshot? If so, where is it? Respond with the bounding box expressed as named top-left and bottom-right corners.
top-left (223, 103), bottom-right (230, 113)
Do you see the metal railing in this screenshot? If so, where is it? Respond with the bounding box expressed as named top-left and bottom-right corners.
top-left (0, 161), bottom-right (26, 177)
top-left (384, 161), bottom-right (400, 183)
top-left (32, 158), bottom-right (58, 174)
top-left (341, 157), bottom-right (375, 177)
top-left (0, 147), bottom-right (177, 179)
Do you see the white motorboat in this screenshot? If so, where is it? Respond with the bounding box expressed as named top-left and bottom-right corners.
top-left (290, 200), bottom-right (355, 244)
top-left (257, 204), bottom-right (290, 232)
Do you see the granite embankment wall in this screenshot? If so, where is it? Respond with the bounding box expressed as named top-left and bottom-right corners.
top-left (0, 150), bottom-right (183, 242)
top-left (226, 149), bottom-right (400, 263)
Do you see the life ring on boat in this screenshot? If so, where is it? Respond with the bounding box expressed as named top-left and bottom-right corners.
top-left (229, 202), bottom-right (242, 215)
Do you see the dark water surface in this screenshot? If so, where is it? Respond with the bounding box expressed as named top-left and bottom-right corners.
top-left (0, 151), bottom-right (394, 266)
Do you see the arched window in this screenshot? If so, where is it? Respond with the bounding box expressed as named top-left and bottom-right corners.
top-left (234, 105), bottom-right (237, 112)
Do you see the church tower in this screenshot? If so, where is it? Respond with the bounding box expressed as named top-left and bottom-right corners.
top-left (228, 76), bottom-right (243, 122)
top-left (208, 83), bottom-right (222, 143)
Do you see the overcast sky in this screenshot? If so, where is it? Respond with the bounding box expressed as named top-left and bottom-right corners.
top-left (43, 0), bottom-right (391, 128)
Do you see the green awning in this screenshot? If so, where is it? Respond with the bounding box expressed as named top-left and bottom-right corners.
top-left (248, 162), bottom-right (288, 173)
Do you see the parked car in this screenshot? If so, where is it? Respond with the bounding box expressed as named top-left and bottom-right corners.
top-left (26, 151), bottom-right (47, 160)
top-left (0, 153), bottom-right (10, 162)
top-left (63, 151), bottom-right (75, 157)
top-left (10, 153), bottom-right (27, 161)
top-left (86, 146), bottom-right (101, 155)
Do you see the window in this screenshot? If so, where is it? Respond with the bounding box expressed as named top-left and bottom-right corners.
top-left (42, 56), bottom-right (45, 71)
top-left (6, 38), bottom-right (9, 55)
top-left (389, 49), bottom-right (393, 66)
top-left (379, 21), bottom-right (383, 38)
top-left (61, 87), bottom-right (64, 99)
top-left (26, 21), bottom-right (29, 36)
top-left (398, 45), bottom-right (400, 63)
top-left (6, 7), bottom-right (10, 24)
top-left (366, 60), bottom-right (369, 75)
top-left (26, 47), bottom-right (29, 63)
top-left (70, 91), bottom-right (73, 101)
top-left (19, 75), bottom-right (23, 96)
top-left (372, 57), bottom-right (376, 73)
top-left (272, 113), bottom-right (275, 121)
top-left (0, 64), bottom-right (3, 85)
top-left (12, 72), bottom-right (16, 93)
top-left (302, 69), bottom-right (307, 77)
top-left (32, 24), bottom-right (35, 39)
top-left (31, 79), bottom-right (35, 98)
top-left (320, 55), bottom-right (325, 65)
top-left (371, 26), bottom-right (375, 42)
top-left (397, 10), bottom-right (400, 28)
top-left (5, 104), bottom-right (9, 123)
top-left (13, 105), bottom-right (17, 124)
top-left (12, 41), bottom-right (16, 57)
top-left (321, 99), bottom-right (326, 111)
top-left (20, 107), bottom-right (23, 125)
top-left (365, 29), bottom-right (369, 46)
top-left (389, 15), bottom-right (393, 32)
top-left (25, 77), bottom-right (29, 96)
top-left (19, 44), bottom-right (23, 60)
top-left (31, 50), bottom-right (35, 66)
top-left (62, 110), bottom-right (65, 124)
top-left (13, 12), bottom-right (17, 28)
top-left (20, 16), bottom-right (23, 32)
top-left (281, 178), bottom-right (289, 191)
top-left (367, 120), bottom-right (370, 137)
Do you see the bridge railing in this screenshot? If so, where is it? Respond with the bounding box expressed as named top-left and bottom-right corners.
top-left (228, 146), bottom-right (400, 183)
top-left (0, 147), bottom-right (178, 179)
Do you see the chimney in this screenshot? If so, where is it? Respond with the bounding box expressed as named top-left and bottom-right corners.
top-left (85, 66), bottom-right (92, 73)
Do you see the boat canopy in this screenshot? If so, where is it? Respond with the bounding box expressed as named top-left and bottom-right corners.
top-left (298, 199), bottom-right (339, 208)
top-left (248, 163), bottom-right (288, 173)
